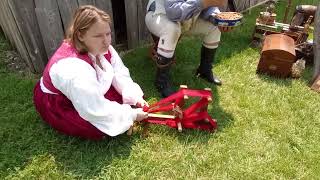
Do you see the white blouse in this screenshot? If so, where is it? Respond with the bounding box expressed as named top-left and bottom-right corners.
top-left (41, 45), bottom-right (144, 136)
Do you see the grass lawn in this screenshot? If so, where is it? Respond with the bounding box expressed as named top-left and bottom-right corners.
top-left (1, 0), bottom-right (319, 179)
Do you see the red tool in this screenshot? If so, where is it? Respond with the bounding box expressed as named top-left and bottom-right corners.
top-left (142, 85), bottom-right (217, 132)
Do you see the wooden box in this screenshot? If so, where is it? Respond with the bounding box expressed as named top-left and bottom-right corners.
top-left (257, 34), bottom-right (296, 77)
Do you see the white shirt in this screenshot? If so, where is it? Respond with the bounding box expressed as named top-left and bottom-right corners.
top-left (40, 45), bottom-right (144, 136)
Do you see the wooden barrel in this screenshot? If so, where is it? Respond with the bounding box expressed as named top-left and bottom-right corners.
top-left (257, 34), bottom-right (296, 77)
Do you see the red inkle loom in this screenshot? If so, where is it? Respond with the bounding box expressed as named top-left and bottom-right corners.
top-left (140, 85), bottom-right (218, 134)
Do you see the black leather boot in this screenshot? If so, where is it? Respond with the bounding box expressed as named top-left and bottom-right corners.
top-left (196, 46), bottom-right (222, 85)
top-left (155, 54), bottom-right (175, 98)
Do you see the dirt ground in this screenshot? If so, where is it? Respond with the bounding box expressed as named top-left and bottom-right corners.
top-left (3, 50), bottom-right (39, 78)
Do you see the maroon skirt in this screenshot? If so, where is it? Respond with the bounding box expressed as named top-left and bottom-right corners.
top-left (33, 81), bottom-right (123, 140)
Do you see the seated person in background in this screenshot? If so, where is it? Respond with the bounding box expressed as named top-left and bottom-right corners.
top-left (145, 0), bottom-right (234, 97)
top-left (33, 5), bottom-right (148, 140)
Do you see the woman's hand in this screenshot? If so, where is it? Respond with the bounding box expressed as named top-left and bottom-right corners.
top-left (135, 99), bottom-right (149, 108)
top-left (134, 108), bottom-right (148, 122)
top-left (128, 108), bottom-right (148, 135)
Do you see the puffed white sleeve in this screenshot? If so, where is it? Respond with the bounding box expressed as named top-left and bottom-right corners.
top-left (49, 57), bottom-right (140, 136)
top-left (108, 45), bottom-right (144, 105)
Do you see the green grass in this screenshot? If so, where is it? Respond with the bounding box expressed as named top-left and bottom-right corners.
top-left (1, 0), bottom-right (320, 179)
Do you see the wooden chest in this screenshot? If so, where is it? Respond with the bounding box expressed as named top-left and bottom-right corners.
top-left (257, 34), bottom-right (296, 77)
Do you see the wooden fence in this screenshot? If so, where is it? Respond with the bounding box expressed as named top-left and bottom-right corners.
top-left (0, 0), bottom-right (268, 73)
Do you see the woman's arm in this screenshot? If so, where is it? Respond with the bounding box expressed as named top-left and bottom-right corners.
top-left (50, 57), bottom-right (139, 136)
top-left (108, 46), bottom-right (145, 106)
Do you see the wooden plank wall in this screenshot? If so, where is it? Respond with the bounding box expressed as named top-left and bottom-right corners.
top-left (124, 0), bottom-right (139, 49)
top-left (0, 0), bottom-right (15, 48)
top-left (8, 0), bottom-right (47, 72)
top-left (0, 0), bottom-right (116, 73)
top-left (35, 0), bottom-right (65, 59)
top-left (56, 0), bottom-right (78, 32)
top-left (0, 0), bottom-right (268, 73)
top-left (124, 0), bottom-right (149, 49)
top-left (138, 0), bottom-right (150, 45)
top-left (0, 0), bottom-right (37, 72)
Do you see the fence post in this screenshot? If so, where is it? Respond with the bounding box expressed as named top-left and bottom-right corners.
top-left (124, 0), bottom-right (139, 49)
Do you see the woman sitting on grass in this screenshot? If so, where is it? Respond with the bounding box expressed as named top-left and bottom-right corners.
top-left (33, 5), bottom-right (148, 140)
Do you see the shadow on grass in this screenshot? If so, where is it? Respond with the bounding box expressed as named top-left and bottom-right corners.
top-left (137, 84), bottom-right (235, 144)
top-left (256, 73), bottom-right (294, 86)
top-left (255, 65), bottom-right (315, 87)
top-left (127, 51), bottom-right (236, 143)
top-left (0, 81), bottom-right (136, 178)
top-left (300, 66), bottom-right (315, 85)
top-left (123, 47), bottom-right (235, 144)
top-left (1, 116), bottom-right (136, 178)
top-left (176, 85), bottom-right (235, 144)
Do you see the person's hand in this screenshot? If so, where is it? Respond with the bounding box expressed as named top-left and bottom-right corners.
top-left (135, 108), bottom-right (148, 122)
top-left (135, 99), bottom-right (149, 108)
top-left (209, 14), bottom-right (234, 33)
top-left (218, 26), bottom-right (234, 32)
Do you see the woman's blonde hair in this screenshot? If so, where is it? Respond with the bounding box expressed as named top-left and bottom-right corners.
top-left (66, 5), bottom-right (111, 53)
